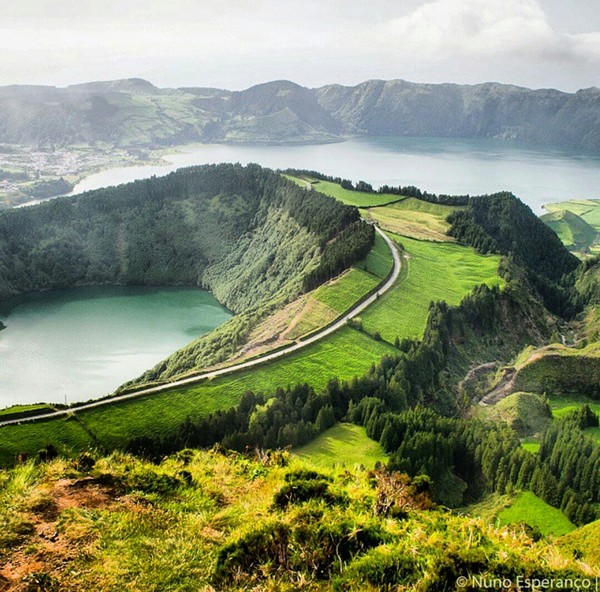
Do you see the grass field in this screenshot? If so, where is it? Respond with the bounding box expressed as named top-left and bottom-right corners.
top-left (362, 198), bottom-right (460, 242)
top-left (285, 232), bottom-right (393, 340)
top-left (0, 403), bottom-right (55, 417)
top-left (497, 491), bottom-right (576, 537)
top-left (545, 199), bottom-right (600, 230)
top-left (354, 231), bottom-right (394, 279)
top-left (541, 210), bottom-right (597, 252)
top-left (549, 396), bottom-right (600, 442)
top-left (558, 520), bottom-right (600, 569)
top-left (294, 423), bottom-right (387, 469)
top-left (521, 439), bottom-right (541, 453)
top-left (309, 179), bottom-right (403, 207)
top-left (360, 235), bottom-right (503, 342)
top-left (0, 416), bottom-right (93, 466)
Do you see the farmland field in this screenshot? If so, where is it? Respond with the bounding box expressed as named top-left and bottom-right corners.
top-left (497, 491), bottom-right (576, 536)
top-left (361, 198), bottom-right (460, 242)
top-left (294, 423), bottom-right (387, 469)
top-left (360, 235), bottom-right (503, 342)
top-left (310, 179), bottom-right (403, 207)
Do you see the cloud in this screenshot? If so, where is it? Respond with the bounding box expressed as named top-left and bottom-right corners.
top-left (378, 0), bottom-right (600, 64)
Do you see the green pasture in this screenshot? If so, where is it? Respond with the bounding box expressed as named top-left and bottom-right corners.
top-left (362, 198), bottom-right (460, 242)
top-left (497, 491), bottom-right (576, 537)
top-left (309, 179), bottom-right (403, 207)
top-left (294, 423), bottom-right (387, 469)
top-left (360, 235), bottom-right (503, 342)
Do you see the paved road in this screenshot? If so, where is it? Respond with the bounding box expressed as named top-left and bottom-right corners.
top-left (0, 227), bottom-right (401, 427)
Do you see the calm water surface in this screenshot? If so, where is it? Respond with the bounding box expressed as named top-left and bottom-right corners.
top-left (72, 137), bottom-right (600, 213)
top-left (0, 286), bottom-right (231, 407)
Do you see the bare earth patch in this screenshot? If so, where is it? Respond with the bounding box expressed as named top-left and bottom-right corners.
top-left (0, 477), bottom-right (117, 591)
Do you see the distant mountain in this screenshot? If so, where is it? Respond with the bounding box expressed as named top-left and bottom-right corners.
top-left (2, 77), bottom-right (600, 151)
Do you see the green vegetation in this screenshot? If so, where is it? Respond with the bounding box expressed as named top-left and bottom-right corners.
top-left (514, 344), bottom-right (600, 399)
top-left (0, 449), bottom-right (594, 591)
top-left (0, 403), bottom-right (55, 418)
top-left (448, 192), bottom-right (581, 317)
top-left (545, 199), bottom-right (600, 231)
top-left (361, 235), bottom-right (503, 342)
top-left (310, 178), bottom-right (403, 207)
top-left (284, 231), bottom-right (393, 340)
top-left (541, 209), bottom-right (598, 253)
top-left (521, 439), bottom-right (541, 453)
top-left (558, 520), bottom-right (600, 569)
top-left (294, 423), bottom-right (387, 469)
top-left (480, 392), bottom-right (553, 437)
top-left (0, 417), bottom-right (93, 466)
top-left (497, 492), bottom-right (576, 537)
top-left (353, 230), bottom-right (394, 279)
top-left (362, 197), bottom-right (460, 242)
top-left (313, 268), bottom-right (379, 314)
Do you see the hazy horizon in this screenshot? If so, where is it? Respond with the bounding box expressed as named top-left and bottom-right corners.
top-left (1, 0), bottom-right (600, 93)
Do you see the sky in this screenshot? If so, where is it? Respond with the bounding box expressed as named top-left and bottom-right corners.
top-left (1, 0), bottom-right (599, 92)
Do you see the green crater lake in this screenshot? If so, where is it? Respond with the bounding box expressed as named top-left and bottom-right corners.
top-left (0, 286), bottom-right (231, 408)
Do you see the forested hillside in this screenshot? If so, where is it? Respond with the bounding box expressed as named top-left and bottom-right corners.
top-left (3, 78), bottom-right (600, 151)
top-left (0, 164), bottom-right (372, 369)
top-left (447, 193), bottom-right (581, 316)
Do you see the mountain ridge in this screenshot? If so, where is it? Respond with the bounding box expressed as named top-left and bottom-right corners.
top-left (2, 77), bottom-right (600, 150)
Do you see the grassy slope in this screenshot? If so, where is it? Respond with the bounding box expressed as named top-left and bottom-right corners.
top-left (0, 451), bottom-right (594, 591)
top-left (0, 404), bottom-right (54, 417)
top-left (541, 209), bottom-right (597, 251)
top-left (362, 198), bottom-right (460, 242)
top-left (558, 520), bottom-right (600, 569)
top-left (310, 179), bottom-right (404, 207)
top-left (479, 392), bottom-right (552, 437)
top-left (361, 235), bottom-right (503, 342)
top-left (294, 423), bottom-right (387, 469)
top-left (311, 233), bottom-right (392, 317)
top-left (513, 344), bottom-right (600, 402)
top-left (545, 199), bottom-right (600, 230)
top-left (259, 231), bottom-right (392, 342)
top-left (497, 491), bottom-right (576, 537)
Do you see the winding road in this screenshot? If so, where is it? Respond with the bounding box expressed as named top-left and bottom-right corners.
top-left (0, 227), bottom-right (401, 427)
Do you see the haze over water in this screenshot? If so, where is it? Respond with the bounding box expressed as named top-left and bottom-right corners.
top-left (73, 137), bottom-right (600, 213)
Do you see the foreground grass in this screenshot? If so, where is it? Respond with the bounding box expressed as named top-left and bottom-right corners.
top-left (0, 450), bottom-right (593, 591)
top-left (360, 235), bottom-right (503, 342)
top-left (497, 491), bottom-right (576, 537)
top-left (294, 423), bottom-right (387, 469)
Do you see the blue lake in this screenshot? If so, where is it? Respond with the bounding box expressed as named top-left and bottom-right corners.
top-left (0, 286), bottom-right (231, 407)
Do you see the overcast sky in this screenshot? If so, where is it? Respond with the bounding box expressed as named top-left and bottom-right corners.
top-left (1, 0), bottom-right (599, 91)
